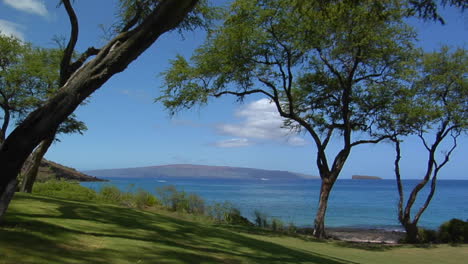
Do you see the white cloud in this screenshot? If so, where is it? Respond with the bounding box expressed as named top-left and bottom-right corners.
top-left (3, 0), bottom-right (48, 17)
top-left (0, 19), bottom-right (24, 40)
top-left (213, 138), bottom-right (252, 148)
top-left (217, 98), bottom-right (308, 146)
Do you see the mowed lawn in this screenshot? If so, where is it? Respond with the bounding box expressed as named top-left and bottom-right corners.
top-left (1, 193), bottom-right (467, 264)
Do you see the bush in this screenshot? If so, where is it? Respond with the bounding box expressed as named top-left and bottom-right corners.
top-left (287, 222), bottom-right (297, 234)
top-left (98, 185), bottom-right (123, 203)
top-left (134, 189), bottom-right (159, 209)
top-left (439, 218), bottom-right (468, 243)
top-left (156, 185), bottom-right (205, 214)
top-left (418, 228), bottom-right (438, 243)
top-left (253, 210), bottom-right (269, 228)
top-left (33, 180), bottom-right (97, 201)
top-left (271, 218), bottom-right (284, 232)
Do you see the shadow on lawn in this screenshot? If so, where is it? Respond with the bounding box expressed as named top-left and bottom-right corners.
top-left (1, 194), bottom-right (361, 264)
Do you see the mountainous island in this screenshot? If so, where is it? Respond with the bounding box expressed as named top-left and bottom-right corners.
top-left (352, 175), bottom-right (382, 180)
top-left (85, 164), bottom-right (318, 180)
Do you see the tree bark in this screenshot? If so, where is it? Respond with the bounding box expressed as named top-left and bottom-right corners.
top-left (0, 0), bottom-right (199, 222)
top-left (403, 222), bottom-right (419, 243)
top-left (313, 178), bottom-right (333, 239)
top-left (0, 178), bottom-right (17, 223)
top-left (20, 134), bottom-right (55, 193)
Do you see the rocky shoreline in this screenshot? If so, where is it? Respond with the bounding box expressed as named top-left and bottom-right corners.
top-left (327, 227), bottom-right (405, 244)
top-left (297, 227), bottom-right (405, 244)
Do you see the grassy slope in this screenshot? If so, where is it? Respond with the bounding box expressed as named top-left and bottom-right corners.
top-left (1, 193), bottom-right (467, 264)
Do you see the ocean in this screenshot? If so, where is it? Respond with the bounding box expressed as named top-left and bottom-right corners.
top-left (81, 178), bottom-right (468, 230)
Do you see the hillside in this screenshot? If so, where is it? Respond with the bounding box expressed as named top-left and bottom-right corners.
top-left (85, 164), bottom-right (318, 180)
top-left (1, 193), bottom-right (466, 264)
top-left (23, 159), bottom-right (106, 182)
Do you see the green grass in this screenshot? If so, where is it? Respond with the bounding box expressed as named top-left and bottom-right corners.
top-left (1, 193), bottom-right (467, 264)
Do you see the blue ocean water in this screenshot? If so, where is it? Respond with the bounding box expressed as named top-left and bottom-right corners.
top-left (81, 178), bottom-right (468, 230)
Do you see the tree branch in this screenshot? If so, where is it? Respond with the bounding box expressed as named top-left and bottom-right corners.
top-left (60, 0), bottom-right (79, 86)
top-left (350, 135), bottom-right (391, 147)
top-left (69, 47), bottom-right (101, 73)
top-left (213, 89), bottom-right (275, 100)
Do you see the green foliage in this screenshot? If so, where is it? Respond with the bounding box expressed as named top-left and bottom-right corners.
top-left (439, 219), bottom-right (468, 243)
top-left (115, 0), bottom-right (220, 33)
top-left (134, 189), bottom-right (160, 209)
top-left (98, 185), bottom-right (124, 203)
top-left (418, 228), bottom-right (438, 243)
top-left (156, 185), bottom-right (205, 214)
top-left (254, 210), bottom-right (269, 228)
top-left (32, 180), bottom-right (98, 201)
top-left (271, 218), bottom-right (284, 232)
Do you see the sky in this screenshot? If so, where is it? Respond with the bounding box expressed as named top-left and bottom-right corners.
top-left (0, 0), bottom-right (467, 179)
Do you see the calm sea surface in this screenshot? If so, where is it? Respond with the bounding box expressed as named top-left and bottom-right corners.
top-left (81, 178), bottom-right (468, 230)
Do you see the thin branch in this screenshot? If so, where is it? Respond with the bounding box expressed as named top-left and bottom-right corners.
top-left (60, 0), bottom-right (79, 85)
top-left (316, 48), bottom-right (345, 87)
top-left (213, 89), bottom-right (275, 100)
top-left (393, 137), bottom-right (405, 223)
top-left (350, 135), bottom-right (391, 147)
top-left (322, 127), bottom-right (334, 149)
top-left (436, 132), bottom-right (459, 170)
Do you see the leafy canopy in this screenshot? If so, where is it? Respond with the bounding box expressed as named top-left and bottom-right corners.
top-left (158, 0), bottom-right (416, 143)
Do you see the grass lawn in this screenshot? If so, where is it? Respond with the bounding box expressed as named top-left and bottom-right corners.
top-left (1, 193), bottom-right (467, 264)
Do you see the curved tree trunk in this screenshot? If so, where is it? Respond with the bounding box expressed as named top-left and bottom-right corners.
top-left (0, 0), bottom-right (199, 221)
top-left (20, 134), bottom-right (55, 193)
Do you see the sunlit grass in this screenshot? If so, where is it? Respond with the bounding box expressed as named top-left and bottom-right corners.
top-left (1, 193), bottom-right (466, 264)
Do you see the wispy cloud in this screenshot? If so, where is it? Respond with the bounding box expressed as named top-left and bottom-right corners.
top-left (3, 0), bottom-right (49, 17)
top-left (213, 138), bottom-right (252, 148)
top-left (216, 98), bottom-right (308, 147)
top-left (0, 19), bottom-right (25, 40)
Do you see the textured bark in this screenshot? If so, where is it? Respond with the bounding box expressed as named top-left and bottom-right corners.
top-left (313, 180), bottom-right (332, 238)
top-left (0, 178), bottom-right (17, 222)
top-left (0, 0), bottom-right (199, 221)
top-left (20, 134), bottom-right (55, 193)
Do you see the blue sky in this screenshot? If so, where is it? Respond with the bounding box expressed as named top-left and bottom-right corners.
top-left (0, 0), bottom-right (466, 179)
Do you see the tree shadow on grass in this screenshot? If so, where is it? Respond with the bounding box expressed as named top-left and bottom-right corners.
top-left (1, 194), bottom-right (361, 264)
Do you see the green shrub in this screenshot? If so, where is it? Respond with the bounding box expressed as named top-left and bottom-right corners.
top-left (418, 228), bottom-right (438, 243)
top-left (253, 210), bottom-right (269, 228)
top-left (439, 218), bottom-right (468, 243)
top-left (287, 222), bottom-right (297, 234)
top-left (98, 185), bottom-right (123, 203)
top-left (33, 180), bottom-right (97, 201)
top-left (134, 189), bottom-right (160, 209)
top-left (271, 218), bottom-right (284, 232)
top-left (187, 193), bottom-right (205, 214)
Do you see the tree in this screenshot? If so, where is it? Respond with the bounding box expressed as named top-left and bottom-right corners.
top-left (0, 0), bottom-right (206, 221)
top-left (0, 35), bottom-right (87, 193)
top-left (0, 35), bottom-right (39, 143)
top-left (158, 0), bottom-right (416, 238)
top-left (385, 47), bottom-right (467, 242)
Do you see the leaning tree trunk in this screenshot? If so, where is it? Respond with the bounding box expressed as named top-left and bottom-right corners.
top-left (313, 178), bottom-right (334, 239)
top-left (0, 0), bottom-right (199, 221)
top-left (0, 178), bottom-right (17, 223)
top-left (20, 134), bottom-right (55, 193)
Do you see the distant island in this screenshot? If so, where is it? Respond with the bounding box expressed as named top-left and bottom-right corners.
top-left (352, 175), bottom-right (382, 180)
top-left (85, 164), bottom-right (319, 180)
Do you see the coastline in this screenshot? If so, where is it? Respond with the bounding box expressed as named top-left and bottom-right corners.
top-left (297, 227), bottom-right (405, 244)
top-left (327, 227), bottom-right (405, 244)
